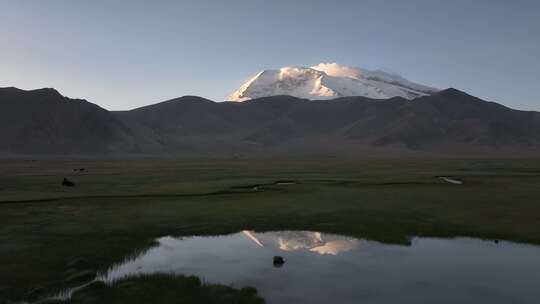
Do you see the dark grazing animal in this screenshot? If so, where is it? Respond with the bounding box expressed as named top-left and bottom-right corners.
top-left (62, 178), bottom-right (75, 187)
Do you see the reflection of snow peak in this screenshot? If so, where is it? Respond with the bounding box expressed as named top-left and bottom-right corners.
top-left (278, 231), bottom-right (323, 251)
top-left (242, 230), bottom-right (264, 247)
top-left (243, 231), bottom-right (359, 255)
top-left (310, 240), bottom-right (360, 255)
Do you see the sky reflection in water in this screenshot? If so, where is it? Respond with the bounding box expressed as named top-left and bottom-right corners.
top-left (92, 231), bottom-right (540, 304)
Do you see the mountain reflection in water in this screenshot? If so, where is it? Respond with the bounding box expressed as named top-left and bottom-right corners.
top-left (242, 230), bottom-right (360, 255)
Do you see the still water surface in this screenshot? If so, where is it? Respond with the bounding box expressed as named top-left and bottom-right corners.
top-left (73, 231), bottom-right (540, 303)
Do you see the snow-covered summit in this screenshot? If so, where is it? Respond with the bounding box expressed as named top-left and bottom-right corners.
top-left (227, 63), bottom-right (438, 101)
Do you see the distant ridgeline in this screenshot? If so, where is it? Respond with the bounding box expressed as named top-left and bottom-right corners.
top-left (1, 86), bottom-right (540, 157)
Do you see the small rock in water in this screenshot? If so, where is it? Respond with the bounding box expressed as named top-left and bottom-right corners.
top-left (273, 256), bottom-right (285, 267)
top-left (494, 239), bottom-right (500, 244)
top-left (79, 168), bottom-right (85, 172)
top-left (62, 178), bottom-right (75, 187)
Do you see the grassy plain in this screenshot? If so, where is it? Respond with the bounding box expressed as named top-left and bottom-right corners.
top-left (1, 157), bottom-right (540, 303)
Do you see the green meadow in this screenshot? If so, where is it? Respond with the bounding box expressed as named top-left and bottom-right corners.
top-left (1, 157), bottom-right (540, 303)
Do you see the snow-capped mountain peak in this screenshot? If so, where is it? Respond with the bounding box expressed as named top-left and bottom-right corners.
top-left (227, 63), bottom-right (438, 101)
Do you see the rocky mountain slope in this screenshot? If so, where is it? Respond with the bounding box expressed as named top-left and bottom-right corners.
top-left (0, 87), bottom-right (135, 155)
top-left (2, 86), bottom-right (539, 157)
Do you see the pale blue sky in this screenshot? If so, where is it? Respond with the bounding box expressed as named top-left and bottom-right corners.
top-left (1, 0), bottom-right (539, 110)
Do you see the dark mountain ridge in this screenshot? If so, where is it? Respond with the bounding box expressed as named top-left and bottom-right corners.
top-left (0, 87), bottom-right (134, 155)
top-left (1, 86), bottom-right (539, 157)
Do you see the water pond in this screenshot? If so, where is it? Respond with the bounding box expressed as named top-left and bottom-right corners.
top-left (60, 231), bottom-right (540, 303)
